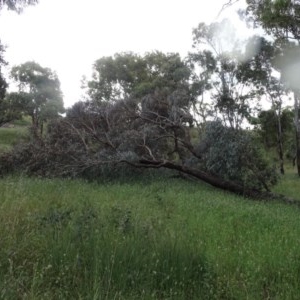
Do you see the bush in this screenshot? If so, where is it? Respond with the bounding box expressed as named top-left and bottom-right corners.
top-left (199, 121), bottom-right (278, 190)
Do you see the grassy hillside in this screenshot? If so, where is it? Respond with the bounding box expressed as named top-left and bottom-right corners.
top-left (0, 118), bottom-right (30, 152)
top-left (273, 167), bottom-right (300, 200)
top-left (1, 120), bottom-right (300, 298)
top-left (1, 176), bottom-right (300, 299)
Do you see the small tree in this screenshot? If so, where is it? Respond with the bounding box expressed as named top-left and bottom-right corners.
top-left (0, 93), bottom-right (24, 125)
top-left (0, 0), bottom-right (39, 104)
top-left (10, 61), bottom-right (64, 133)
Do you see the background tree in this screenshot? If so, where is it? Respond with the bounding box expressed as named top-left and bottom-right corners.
top-left (254, 108), bottom-right (293, 149)
top-left (10, 61), bottom-right (64, 133)
top-left (245, 0), bottom-right (300, 40)
top-left (190, 20), bottom-right (262, 129)
top-left (0, 42), bottom-right (7, 102)
top-left (0, 92), bottom-right (23, 125)
top-left (0, 0), bottom-right (38, 13)
top-left (241, 36), bottom-right (290, 174)
top-left (0, 0), bottom-right (39, 121)
top-left (88, 51), bottom-right (192, 102)
top-left (234, 0), bottom-right (300, 175)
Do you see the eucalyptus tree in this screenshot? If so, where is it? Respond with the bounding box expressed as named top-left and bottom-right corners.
top-left (225, 0), bottom-right (300, 175)
top-left (242, 36), bottom-right (290, 174)
top-left (88, 51), bottom-right (192, 102)
top-left (10, 61), bottom-right (64, 134)
top-left (189, 19), bottom-right (263, 129)
top-left (245, 0), bottom-right (300, 175)
top-left (255, 108), bottom-right (293, 155)
top-left (0, 0), bottom-right (39, 109)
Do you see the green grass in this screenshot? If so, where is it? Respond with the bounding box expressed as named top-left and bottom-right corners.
top-left (0, 175), bottom-right (300, 299)
top-left (1, 122), bottom-right (300, 298)
top-left (273, 166), bottom-right (300, 200)
top-left (0, 117), bottom-right (31, 152)
top-left (0, 126), bottom-right (29, 152)
top-left (11, 117), bottom-right (32, 127)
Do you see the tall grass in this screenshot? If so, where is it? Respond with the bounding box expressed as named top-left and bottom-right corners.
top-left (0, 175), bottom-right (300, 299)
top-left (274, 166), bottom-right (300, 200)
top-left (0, 126), bottom-right (28, 152)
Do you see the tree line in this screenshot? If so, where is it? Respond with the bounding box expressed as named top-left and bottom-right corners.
top-left (0, 0), bottom-right (299, 201)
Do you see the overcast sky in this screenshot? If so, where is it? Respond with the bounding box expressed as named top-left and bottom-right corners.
top-left (0, 0), bottom-right (247, 107)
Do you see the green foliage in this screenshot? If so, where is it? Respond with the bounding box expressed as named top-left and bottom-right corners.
top-left (0, 126), bottom-right (28, 152)
top-left (10, 61), bottom-right (64, 133)
top-left (246, 0), bottom-right (300, 40)
top-left (200, 121), bottom-right (278, 190)
top-left (0, 41), bottom-right (7, 101)
top-left (274, 166), bottom-right (300, 199)
top-left (245, 1), bottom-right (300, 89)
top-left (190, 20), bottom-right (269, 128)
top-left (0, 175), bottom-right (299, 298)
top-left (0, 94), bottom-right (22, 126)
top-left (255, 108), bottom-right (294, 149)
top-left (88, 51), bottom-right (192, 103)
top-left (0, 0), bottom-right (39, 110)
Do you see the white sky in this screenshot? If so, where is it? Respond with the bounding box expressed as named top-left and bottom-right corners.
top-left (0, 0), bottom-right (248, 107)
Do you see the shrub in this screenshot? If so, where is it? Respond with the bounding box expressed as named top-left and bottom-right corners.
top-left (199, 121), bottom-right (278, 190)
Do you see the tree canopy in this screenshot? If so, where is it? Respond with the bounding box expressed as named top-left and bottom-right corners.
top-left (0, 0), bottom-right (39, 101)
top-left (10, 61), bottom-right (64, 133)
top-left (0, 0), bottom-right (38, 13)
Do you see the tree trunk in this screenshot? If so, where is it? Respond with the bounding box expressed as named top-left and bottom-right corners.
top-left (129, 159), bottom-right (299, 206)
top-left (31, 112), bottom-right (39, 135)
top-left (275, 109), bottom-right (284, 175)
top-left (294, 91), bottom-right (300, 176)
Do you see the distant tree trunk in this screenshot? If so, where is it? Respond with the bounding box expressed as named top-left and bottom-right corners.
top-left (294, 91), bottom-right (300, 176)
top-left (31, 111), bottom-right (40, 137)
top-left (275, 108), bottom-right (285, 175)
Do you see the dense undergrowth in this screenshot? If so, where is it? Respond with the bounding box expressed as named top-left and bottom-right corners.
top-left (1, 175), bottom-right (300, 299)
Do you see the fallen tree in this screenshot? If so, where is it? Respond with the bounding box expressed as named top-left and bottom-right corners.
top-left (125, 158), bottom-right (299, 206)
top-left (1, 96), bottom-right (294, 205)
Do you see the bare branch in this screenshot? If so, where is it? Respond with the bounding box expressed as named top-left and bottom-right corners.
top-left (217, 0), bottom-right (240, 18)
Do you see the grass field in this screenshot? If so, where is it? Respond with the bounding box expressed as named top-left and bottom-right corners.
top-left (0, 119), bottom-right (30, 152)
top-left (1, 124), bottom-right (300, 298)
top-left (1, 175), bottom-right (300, 299)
